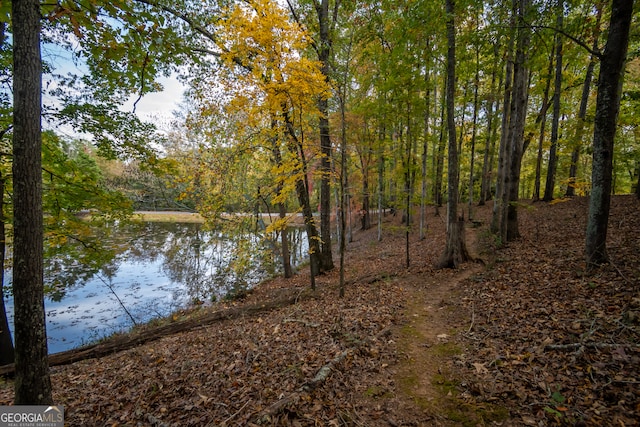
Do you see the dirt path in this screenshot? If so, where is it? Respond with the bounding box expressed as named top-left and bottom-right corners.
top-left (385, 225), bottom-right (512, 426)
top-left (392, 264), bottom-right (491, 426)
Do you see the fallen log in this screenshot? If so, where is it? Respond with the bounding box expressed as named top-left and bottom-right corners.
top-left (0, 292), bottom-right (311, 377)
top-left (253, 326), bottom-right (392, 424)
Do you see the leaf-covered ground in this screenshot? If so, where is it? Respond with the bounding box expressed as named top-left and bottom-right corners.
top-left (0, 196), bottom-right (638, 426)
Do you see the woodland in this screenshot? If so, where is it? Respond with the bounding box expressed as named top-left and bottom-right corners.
top-left (0, 0), bottom-right (639, 425)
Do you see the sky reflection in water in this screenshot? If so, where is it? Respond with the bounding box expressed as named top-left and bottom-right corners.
top-left (4, 221), bottom-right (307, 354)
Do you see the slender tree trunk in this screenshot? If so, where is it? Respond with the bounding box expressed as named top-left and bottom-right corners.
top-left (0, 23), bottom-right (9, 366)
top-left (420, 52), bottom-right (431, 240)
top-left (283, 111), bottom-right (320, 287)
top-left (12, 0), bottom-right (54, 404)
top-left (434, 84), bottom-right (447, 215)
top-left (533, 46), bottom-right (555, 202)
top-left (506, 0), bottom-right (531, 241)
top-left (566, 4), bottom-right (602, 197)
top-left (468, 42), bottom-right (480, 221)
top-left (479, 46), bottom-right (501, 206)
top-left (586, 0), bottom-right (633, 266)
top-left (377, 124), bottom-right (385, 241)
top-left (269, 128), bottom-right (293, 279)
top-left (438, 0), bottom-right (469, 269)
top-left (542, 0), bottom-right (564, 202)
top-left (361, 175), bottom-right (370, 230)
top-left (278, 202), bottom-right (292, 278)
top-left (339, 88), bottom-right (347, 299)
top-left (491, 0), bottom-right (516, 240)
top-left (0, 176), bottom-right (14, 366)
top-left (316, 0), bottom-right (334, 273)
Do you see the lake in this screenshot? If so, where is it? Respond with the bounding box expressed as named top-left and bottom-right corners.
top-left (3, 221), bottom-right (308, 354)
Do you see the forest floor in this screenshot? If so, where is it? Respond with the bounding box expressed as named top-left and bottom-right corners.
top-left (1, 196), bottom-right (639, 426)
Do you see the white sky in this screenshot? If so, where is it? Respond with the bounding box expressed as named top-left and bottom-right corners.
top-left (42, 42), bottom-right (187, 135)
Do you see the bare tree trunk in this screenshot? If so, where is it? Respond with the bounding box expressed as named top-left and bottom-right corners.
top-left (434, 83), bottom-right (446, 216)
top-left (316, 0), bottom-right (334, 272)
top-left (438, 0), bottom-right (470, 269)
top-left (420, 48), bottom-right (431, 240)
top-left (479, 45), bottom-right (501, 206)
top-left (506, 0), bottom-right (531, 241)
top-left (542, 0), bottom-right (564, 202)
top-left (0, 175), bottom-right (14, 366)
top-left (532, 46), bottom-right (555, 202)
top-left (586, 0), bottom-right (633, 267)
top-left (468, 39), bottom-right (480, 221)
top-left (283, 112), bottom-right (320, 288)
top-left (0, 23), bottom-right (11, 367)
top-left (339, 94), bottom-right (347, 299)
top-left (491, 0), bottom-right (516, 241)
top-left (12, 0), bottom-right (53, 404)
top-left (566, 4), bottom-right (602, 197)
top-left (377, 124), bottom-right (385, 241)
top-left (269, 120), bottom-right (293, 279)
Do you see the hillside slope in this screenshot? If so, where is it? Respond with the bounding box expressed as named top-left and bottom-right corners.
top-left (1, 196), bottom-right (638, 426)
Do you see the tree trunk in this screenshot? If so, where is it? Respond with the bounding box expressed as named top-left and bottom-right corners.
top-left (420, 50), bottom-right (431, 240)
top-left (0, 175), bottom-right (14, 366)
top-left (270, 121), bottom-right (293, 279)
top-left (278, 202), bottom-right (292, 278)
top-left (565, 4), bottom-right (602, 197)
top-left (12, 0), bottom-right (54, 404)
top-left (479, 45), bottom-right (501, 206)
top-left (468, 41), bottom-right (480, 221)
top-left (532, 46), bottom-right (555, 202)
top-left (433, 85), bottom-right (446, 215)
top-left (0, 22), bottom-right (10, 367)
top-left (283, 112), bottom-right (320, 287)
top-left (316, 0), bottom-right (334, 273)
top-left (542, 0), bottom-right (564, 202)
top-left (491, 0), bottom-right (516, 241)
top-left (377, 124), bottom-right (385, 241)
top-left (506, 0), bottom-right (531, 241)
top-left (586, 0), bottom-right (633, 267)
top-left (438, 0), bottom-right (470, 269)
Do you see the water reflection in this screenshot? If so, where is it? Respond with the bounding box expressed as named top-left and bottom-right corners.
top-left (4, 221), bottom-right (308, 354)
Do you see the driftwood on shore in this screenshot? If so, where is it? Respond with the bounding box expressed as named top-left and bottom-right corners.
top-left (0, 292), bottom-right (309, 377)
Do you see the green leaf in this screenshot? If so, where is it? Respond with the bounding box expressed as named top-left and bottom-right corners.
top-left (551, 391), bottom-right (566, 404)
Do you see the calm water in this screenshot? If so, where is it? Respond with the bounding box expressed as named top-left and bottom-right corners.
top-left (4, 221), bottom-right (308, 354)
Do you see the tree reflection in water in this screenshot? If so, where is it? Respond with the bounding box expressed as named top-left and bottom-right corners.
top-left (3, 221), bottom-right (308, 353)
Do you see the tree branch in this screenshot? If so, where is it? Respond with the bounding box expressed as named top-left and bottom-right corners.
top-left (529, 24), bottom-right (602, 60)
top-left (133, 0), bottom-right (250, 71)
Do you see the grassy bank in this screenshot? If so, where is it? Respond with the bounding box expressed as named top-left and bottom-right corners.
top-left (133, 211), bottom-right (204, 223)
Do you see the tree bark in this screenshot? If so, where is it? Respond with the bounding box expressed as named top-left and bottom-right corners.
top-left (433, 84), bottom-right (446, 215)
top-left (491, 0), bottom-right (516, 241)
top-left (0, 175), bottom-right (14, 366)
top-left (377, 124), bottom-right (385, 241)
top-left (316, 0), bottom-right (334, 273)
top-left (12, 0), bottom-right (53, 404)
top-left (532, 46), bottom-right (555, 202)
top-left (438, 0), bottom-right (470, 269)
top-left (0, 23), bottom-right (10, 367)
top-left (283, 111), bottom-right (320, 286)
top-left (479, 44), bottom-right (501, 206)
top-left (506, 0), bottom-right (531, 241)
top-left (420, 45), bottom-right (431, 240)
top-left (468, 39), bottom-right (480, 221)
top-left (542, 0), bottom-right (564, 202)
top-left (565, 4), bottom-right (602, 198)
top-left (585, 0), bottom-right (633, 267)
